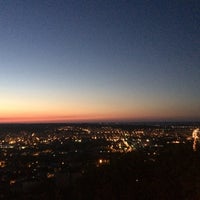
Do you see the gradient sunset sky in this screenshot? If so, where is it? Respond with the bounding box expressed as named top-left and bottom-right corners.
top-left (0, 0), bottom-right (199, 123)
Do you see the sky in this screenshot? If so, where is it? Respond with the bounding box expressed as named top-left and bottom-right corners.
top-left (0, 0), bottom-right (199, 123)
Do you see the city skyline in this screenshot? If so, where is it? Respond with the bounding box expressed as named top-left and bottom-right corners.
top-left (0, 0), bottom-right (199, 123)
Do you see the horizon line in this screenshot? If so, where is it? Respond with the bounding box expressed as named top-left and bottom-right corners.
top-left (0, 120), bottom-right (199, 125)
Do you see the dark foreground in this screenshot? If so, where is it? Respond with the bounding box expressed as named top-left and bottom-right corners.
top-left (2, 143), bottom-right (200, 200)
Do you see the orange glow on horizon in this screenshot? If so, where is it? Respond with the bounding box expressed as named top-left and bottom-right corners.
top-left (0, 102), bottom-right (197, 123)
top-left (0, 112), bottom-right (194, 123)
top-left (0, 114), bottom-right (135, 123)
top-left (0, 109), bottom-right (157, 123)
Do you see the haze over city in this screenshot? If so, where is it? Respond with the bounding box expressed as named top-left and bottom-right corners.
top-left (0, 0), bottom-right (199, 123)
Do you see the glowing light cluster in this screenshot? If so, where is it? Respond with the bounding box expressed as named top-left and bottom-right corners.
top-left (192, 128), bottom-right (200, 151)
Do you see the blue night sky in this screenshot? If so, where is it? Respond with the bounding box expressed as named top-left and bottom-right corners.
top-left (0, 0), bottom-right (199, 122)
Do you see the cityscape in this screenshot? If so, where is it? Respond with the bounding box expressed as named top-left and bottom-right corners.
top-left (0, 122), bottom-right (200, 199)
top-left (0, 1), bottom-right (199, 199)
